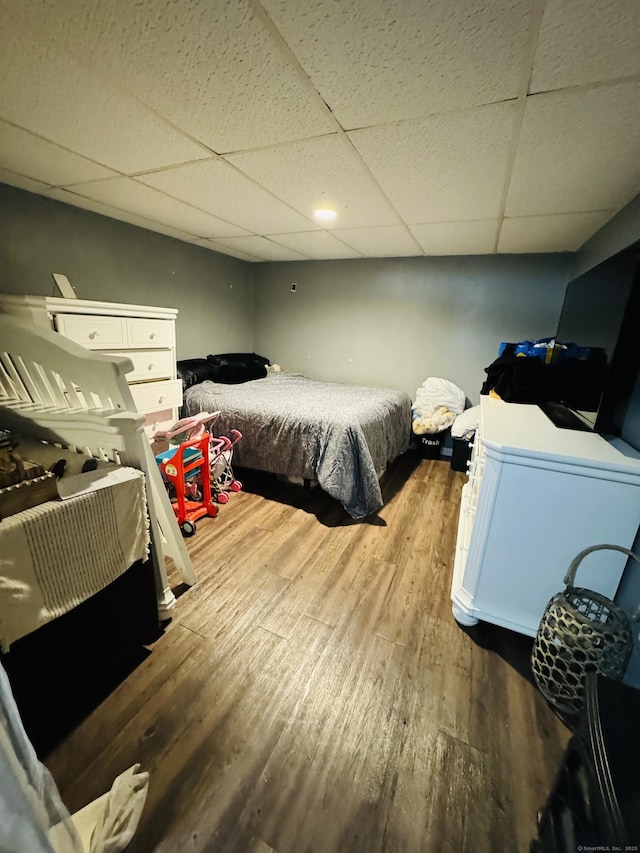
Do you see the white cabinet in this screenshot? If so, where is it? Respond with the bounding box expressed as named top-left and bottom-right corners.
top-left (0, 295), bottom-right (181, 441)
top-left (451, 396), bottom-right (640, 637)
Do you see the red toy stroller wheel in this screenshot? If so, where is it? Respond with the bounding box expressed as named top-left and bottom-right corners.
top-left (216, 492), bottom-right (230, 504)
top-left (230, 481), bottom-right (242, 492)
top-left (181, 520), bottom-right (197, 537)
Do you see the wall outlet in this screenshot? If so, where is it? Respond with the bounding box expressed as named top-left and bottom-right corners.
top-left (291, 282), bottom-right (297, 292)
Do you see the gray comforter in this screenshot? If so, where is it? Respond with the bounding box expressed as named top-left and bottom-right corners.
top-left (183, 372), bottom-right (411, 519)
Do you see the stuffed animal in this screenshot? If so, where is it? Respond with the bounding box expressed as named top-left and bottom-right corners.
top-left (411, 377), bottom-right (464, 435)
top-left (412, 403), bottom-right (455, 434)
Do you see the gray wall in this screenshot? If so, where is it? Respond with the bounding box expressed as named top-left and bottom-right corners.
top-left (574, 191), bottom-right (640, 688)
top-left (0, 183), bottom-right (574, 398)
top-left (574, 191), bottom-right (640, 277)
top-left (252, 255), bottom-right (571, 403)
top-left (0, 183), bottom-right (254, 358)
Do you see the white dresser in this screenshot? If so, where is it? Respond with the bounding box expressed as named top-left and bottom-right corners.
top-left (0, 295), bottom-right (182, 441)
top-left (451, 396), bottom-right (640, 637)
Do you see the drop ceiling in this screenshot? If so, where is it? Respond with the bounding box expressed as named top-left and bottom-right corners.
top-left (0, 0), bottom-right (639, 262)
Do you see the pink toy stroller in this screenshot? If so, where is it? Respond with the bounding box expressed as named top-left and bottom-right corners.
top-left (157, 433), bottom-right (220, 536)
top-left (155, 411), bottom-right (243, 506)
top-left (155, 411), bottom-right (221, 446)
top-left (209, 429), bottom-right (243, 503)
top-left (155, 412), bottom-right (225, 535)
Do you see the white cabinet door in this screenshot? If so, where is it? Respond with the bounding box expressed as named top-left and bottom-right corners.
top-left (112, 349), bottom-right (174, 382)
top-left (130, 379), bottom-right (182, 414)
top-left (55, 314), bottom-right (127, 349)
top-left (128, 318), bottom-right (175, 348)
top-left (451, 398), bottom-right (640, 637)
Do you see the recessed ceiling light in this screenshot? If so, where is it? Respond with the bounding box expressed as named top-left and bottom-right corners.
top-left (314, 208), bottom-right (337, 220)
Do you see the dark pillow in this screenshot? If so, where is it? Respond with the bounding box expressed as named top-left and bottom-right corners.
top-left (176, 358), bottom-right (218, 390)
top-left (205, 352), bottom-right (270, 384)
top-left (211, 361), bottom-right (267, 384)
top-left (207, 352), bottom-right (270, 368)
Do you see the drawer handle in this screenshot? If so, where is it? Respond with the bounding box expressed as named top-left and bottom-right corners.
top-left (149, 331), bottom-right (158, 340)
top-left (147, 363), bottom-right (156, 371)
top-left (88, 330), bottom-right (100, 340)
top-left (158, 395), bottom-right (165, 404)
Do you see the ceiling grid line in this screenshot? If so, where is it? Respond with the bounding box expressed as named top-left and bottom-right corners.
top-left (531, 70), bottom-right (640, 99)
top-left (0, 116), bottom-right (128, 185)
top-left (0, 0), bottom-right (637, 260)
top-left (0, 1), bottom-right (222, 161)
top-left (0, 1), bottom-right (217, 163)
top-left (249, 0), bottom-right (421, 252)
top-left (493, 0), bottom-right (548, 253)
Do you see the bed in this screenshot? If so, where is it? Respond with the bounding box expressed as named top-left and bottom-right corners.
top-left (183, 371), bottom-right (412, 519)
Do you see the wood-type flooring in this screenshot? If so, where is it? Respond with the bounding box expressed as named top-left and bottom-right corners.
top-left (44, 452), bottom-right (569, 852)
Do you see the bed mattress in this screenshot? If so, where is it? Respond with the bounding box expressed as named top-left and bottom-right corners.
top-left (183, 372), bottom-right (411, 519)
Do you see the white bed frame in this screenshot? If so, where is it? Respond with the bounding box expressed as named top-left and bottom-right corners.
top-left (0, 314), bottom-right (195, 620)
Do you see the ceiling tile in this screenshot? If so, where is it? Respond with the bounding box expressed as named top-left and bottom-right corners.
top-left (269, 231), bottom-right (363, 260)
top-left (498, 212), bottom-right (614, 253)
top-left (506, 82), bottom-right (640, 217)
top-left (191, 239), bottom-right (263, 263)
top-left (6, 0), bottom-right (336, 152)
top-left (349, 102), bottom-right (516, 223)
top-left (62, 178), bottom-right (251, 239)
top-left (0, 9), bottom-right (208, 173)
top-left (213, 236), bottom-right (309, 262)
top-left (1, 0), bottom-right (638, 259)
top-left (0, 169), bottom-right (54, 195)
top-left (48, 188), bottom-right (202, 243)
top-left (410, 220), bottom-right (498, 255)
top-left (226, 135), bottom-right (400, 229)
top-left (333, 226), bottom-right (421, 257)
top-left (261, 0), bottom-right (534, 127)
top-left (139, 159), bottom-right (317, 235)
top-left (0, 120), bottom-right (118, 187)
top-left (531, 0), bottom-right (640, 93)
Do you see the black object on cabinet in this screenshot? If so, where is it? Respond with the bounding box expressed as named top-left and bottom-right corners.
top-left (531, 673), bottom-right (640, 851)
top-left (451, 436), bottom-right (473, 472)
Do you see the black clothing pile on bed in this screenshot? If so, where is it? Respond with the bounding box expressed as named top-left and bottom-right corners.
top-left (177, 353), bottom-right (270, 390)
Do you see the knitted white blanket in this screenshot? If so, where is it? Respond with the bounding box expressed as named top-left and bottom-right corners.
top-left (0, 468), bottom-right (150, 651)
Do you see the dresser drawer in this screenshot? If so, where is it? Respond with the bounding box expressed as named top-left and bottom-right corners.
top-left (56, 313), bottom-right (127, 349)
top-left (128, 318), bottom-right (174, 348)
top-left (144, 409), bottom-right (178, 441)
top-left (130, 379), bottom-right (182, 414)
top-left (113, 349), bottom-right (175, 383)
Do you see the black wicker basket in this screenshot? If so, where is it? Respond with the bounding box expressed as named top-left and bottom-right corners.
top-left (531, 544), bottom-right (640, 717)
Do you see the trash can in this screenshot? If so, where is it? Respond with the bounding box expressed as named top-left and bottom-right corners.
top-left (415, 428), bottom-right (450, 459)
